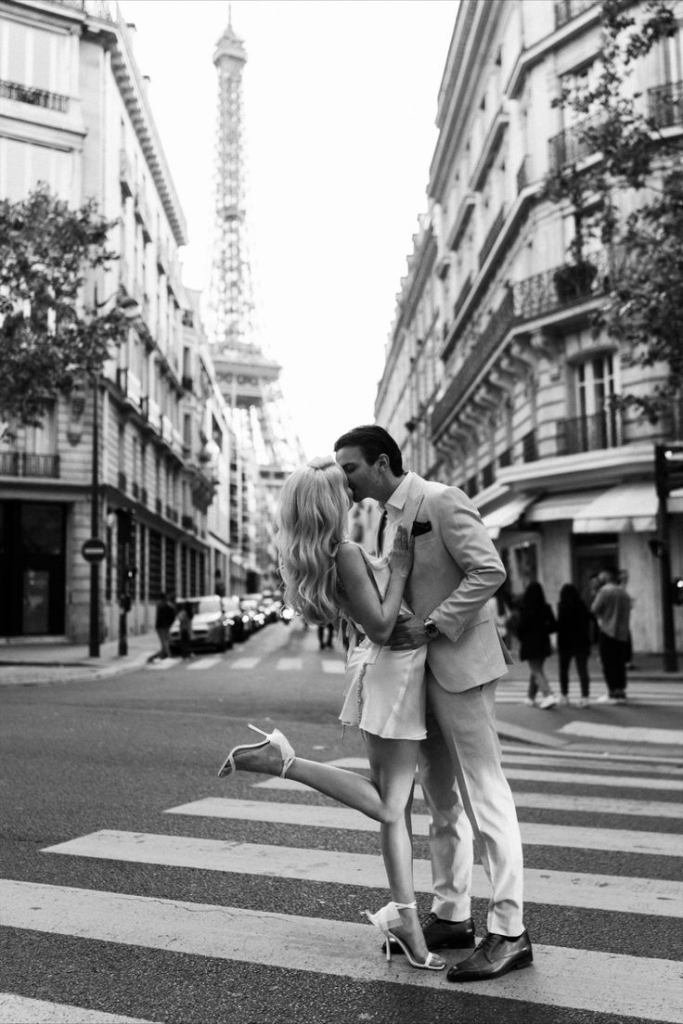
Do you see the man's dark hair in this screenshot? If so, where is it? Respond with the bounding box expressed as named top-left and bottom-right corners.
top-left (334, 425), bottom-right (404, 476)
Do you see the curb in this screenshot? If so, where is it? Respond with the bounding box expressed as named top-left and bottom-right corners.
top-left (0, 651), bottom-right (152, 687)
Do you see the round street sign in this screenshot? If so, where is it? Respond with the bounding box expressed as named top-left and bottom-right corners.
top-left (82, 538), bottom-right (107, 563)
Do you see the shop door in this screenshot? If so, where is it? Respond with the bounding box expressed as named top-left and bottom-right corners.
top-left (0, 502), bottom-right (66, 636)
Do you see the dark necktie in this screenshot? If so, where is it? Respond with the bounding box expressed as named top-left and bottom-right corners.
top-left (376, 509), bottom-right (388, 557)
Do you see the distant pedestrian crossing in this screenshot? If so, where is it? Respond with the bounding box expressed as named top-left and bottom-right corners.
top-left (143, 651), bottom-right (683, 706)
top-left (1, 745), bottom-right (681, 1022)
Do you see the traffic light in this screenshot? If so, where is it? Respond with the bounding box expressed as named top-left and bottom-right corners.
top-left (655, 444), bottom-right (683, 499)
top-left (672, 578), bottom-right (683, 606)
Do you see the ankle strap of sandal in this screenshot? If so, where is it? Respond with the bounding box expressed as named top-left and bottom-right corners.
top-left (393, 900), bottom-right (417, 911)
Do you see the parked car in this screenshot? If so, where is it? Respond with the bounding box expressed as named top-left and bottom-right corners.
top-left (169, 596), bottom-right (234, 654)
top-left (240, 597), bottom-right (266, 632)
top-left (223, 596), bottom-right (250, 642)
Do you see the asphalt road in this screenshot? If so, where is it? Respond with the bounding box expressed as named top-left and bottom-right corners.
top-left (0, 621), bottom-right (681, 1024)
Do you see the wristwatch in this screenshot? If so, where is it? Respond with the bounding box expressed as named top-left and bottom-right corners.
top-left (423, 617), bottom-right (440, 640)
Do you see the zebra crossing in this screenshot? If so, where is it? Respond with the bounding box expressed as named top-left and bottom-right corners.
top-left (1, 743), bottom-right (682, 1023)
top-left (144, 650), bottom-right (683, 703)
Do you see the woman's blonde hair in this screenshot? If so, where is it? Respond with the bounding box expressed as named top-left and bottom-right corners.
top-left (277, 456), bottom-right (349, 625)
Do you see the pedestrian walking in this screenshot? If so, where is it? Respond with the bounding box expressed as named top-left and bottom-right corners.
top-left (178, 602), bottom-right (193, 660)
top-left (517, 581), bottom-right (558, 709)
top-left (556, 583), bottom-right (592, 706)
top-left (317, 623), bottom-right (334, 649)
top-left (592, 570), bottom-right (632, 703)
top-left (148, 592), bottom-right (176, 662)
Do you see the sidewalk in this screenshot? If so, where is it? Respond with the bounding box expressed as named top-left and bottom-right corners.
top-left (0, 632), bottom-right (158, 686)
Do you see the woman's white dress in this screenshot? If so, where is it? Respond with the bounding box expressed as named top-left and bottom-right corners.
top-left (338, 544), bottom-right (427, 740)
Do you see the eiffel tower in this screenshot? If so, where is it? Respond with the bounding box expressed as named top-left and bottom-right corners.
top-left (208, 10), bottom-right (305, 592)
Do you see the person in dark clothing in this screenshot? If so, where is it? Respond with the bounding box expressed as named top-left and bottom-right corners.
top-left (517, 581), bottom-right (557, 709)
top-left (148, 592), bottom-right (176, 661)
top-left (178, 602), bottom-right (193, 660)
top-left (556, 584), bottom-right (592, 706)
top-left (317, 623), bottom-right (334, 649)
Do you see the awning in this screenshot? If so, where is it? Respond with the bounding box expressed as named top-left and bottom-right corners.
top-left (482, 493), bottom-right (534, 539)
top-left (573, 482), bottom-right (658, 533)
top-left (525, 490), bottom-right (607, 525)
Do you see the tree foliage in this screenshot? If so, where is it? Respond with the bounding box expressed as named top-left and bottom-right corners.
top-left (0, 184), bottom-right (130, 430)
top-left (544, 0), bottom-right (683, 423)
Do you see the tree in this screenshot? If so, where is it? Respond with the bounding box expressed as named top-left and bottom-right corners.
top-left (0, 184), bottom-right (130, 434)
top-left (544, 0), bottom-right (682, 424)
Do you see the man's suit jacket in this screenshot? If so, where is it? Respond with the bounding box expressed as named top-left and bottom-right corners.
top-left (393, 473), bottom-right (511, 693)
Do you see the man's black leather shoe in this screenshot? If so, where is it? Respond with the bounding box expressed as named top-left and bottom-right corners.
top-left (384, 913), bottom-right (475, 955)
top-left (446, 931), bottom-right (533, 982)
top-left (422, 913), bottom-right (476, 951)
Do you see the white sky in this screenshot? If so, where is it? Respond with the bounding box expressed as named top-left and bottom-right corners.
top-left (119, 0), bottom-right (458, 459)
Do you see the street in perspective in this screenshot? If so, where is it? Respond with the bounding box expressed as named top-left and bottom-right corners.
top-left (1, 618), bottom-right (682, 1023)
top-left (2, 0), bottom-right (683, 1022)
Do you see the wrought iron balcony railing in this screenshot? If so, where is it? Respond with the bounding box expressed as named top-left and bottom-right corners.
top-left (556, 409), bottom-right (623, 456)
top-left (0, 78), bottom-right (69, 113)
top-left (648, 79), bottom-right (683, 130)
top-left (513, 253), bottom-right (609, 321)
top-left (548, 111), bottom-right (606, 171)
top-left (0, 452), bottom-right (60, 478)
top-left (432, 288), bottom-right (516, 438)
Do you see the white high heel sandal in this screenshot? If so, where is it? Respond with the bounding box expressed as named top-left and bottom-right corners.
top-left (217, 724), bottom-right (296, 779)
top-left (365, 901), bottom-right (445, 971)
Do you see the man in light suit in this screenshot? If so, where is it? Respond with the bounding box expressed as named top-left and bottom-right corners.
top-left (335, 425), bottom-right (532, 983)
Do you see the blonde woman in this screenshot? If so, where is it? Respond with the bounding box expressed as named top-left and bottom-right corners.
top-left (217, 457), bottom-right (443, 972)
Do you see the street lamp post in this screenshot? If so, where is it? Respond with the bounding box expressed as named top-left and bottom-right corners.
top-left (88, 374), bottom-right (101, 657)
top-left (87, 291), bottom-right (140, 658)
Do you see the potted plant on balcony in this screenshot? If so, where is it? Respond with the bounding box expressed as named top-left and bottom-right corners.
top-left (553, 259), bottom-right (598, 303)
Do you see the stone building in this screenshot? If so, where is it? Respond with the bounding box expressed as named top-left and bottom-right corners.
top-left (375, 0), bottom-right (683, 654)
top-left (0, 0), bottom-right (237, 642)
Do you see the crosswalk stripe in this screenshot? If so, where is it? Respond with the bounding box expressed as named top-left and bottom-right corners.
top-left (500, 751), bottom-right (683, 774)
top-left (230, 657), bottom-right (260, 670)
top-left (145, 659), bottom-right (181, 670)
top-left (186, 657), bottom-right (221, 670)
top-left (276, 658), bottom-right (302, 670)
top-left (1, 880), bottom-right (679, 1021)
top-left (321, 660), bottom-right (345, 674)
top-left (166, 798), bottom-right (680, 856)
top-left (254, 776), bottom-right (683, 818)
top-left (42, 830), bottom-right (683, 918)
top-left (326, 757), bottom-right (683, 791)
top-left (559, 721), bottom-right (683, 745)
top-left (0, 994), bottom-right (159, 1024)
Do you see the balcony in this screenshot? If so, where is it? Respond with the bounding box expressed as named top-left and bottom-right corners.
top-left (56, 1), bottom-right (114, 18)
top-left (0, 452), bottom-right (60, 478)
top-left (513, 254), bottom-right (609, 322)
top-left (649, 79), bottom-right (683, 131)
top-left (548, 111), bottom-right (605, 171)
top-left (432, 288), bottom-right (515, 438)
top-left (554, 0), bottom-right (599, 29)
top-left (556, 410), bottom-right (623, 456)
top-left (0, 78), bottom-right (69, 113)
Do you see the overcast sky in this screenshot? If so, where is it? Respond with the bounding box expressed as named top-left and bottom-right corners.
top-left (119, 0), bottom-right (457, 458)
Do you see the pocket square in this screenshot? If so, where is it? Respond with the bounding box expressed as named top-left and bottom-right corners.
top-left (411, 520), bottom-right (432, 537)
